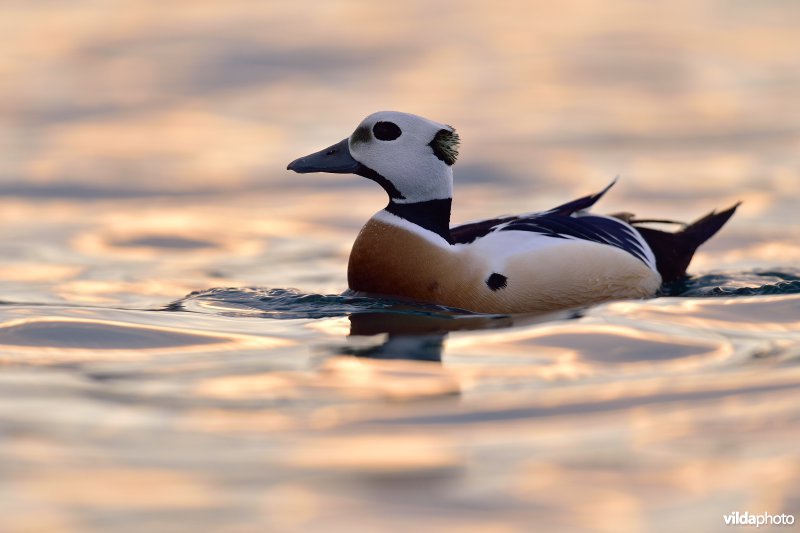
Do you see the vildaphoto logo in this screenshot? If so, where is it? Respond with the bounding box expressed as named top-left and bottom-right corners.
top-left (723, 511), bottom-right (795, 527)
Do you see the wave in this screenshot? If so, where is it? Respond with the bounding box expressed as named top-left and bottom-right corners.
top-left (167, 269), bottom-right (800, 320)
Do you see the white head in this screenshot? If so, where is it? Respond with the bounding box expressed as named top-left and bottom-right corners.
top-left (287, 111), bottom-right (460, 204)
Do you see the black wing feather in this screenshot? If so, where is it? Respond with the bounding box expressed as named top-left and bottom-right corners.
top-left (449, 179), bottom-right (633, 251)
top-left (447, 180), bottom-right (736, 278)
top-left (543, 178), bottom-right (617, 216)
top-left (450, 216), bottom-right (516, 244)
top-left (499, 214), bottom-right (651, 265)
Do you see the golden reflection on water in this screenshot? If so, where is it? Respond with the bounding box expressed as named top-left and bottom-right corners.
top-left (448, 322), bottom-right (732, 379)
top-left (710, 241), bottom-right (800, 268)
top-left (3, 0), bottom-right (799, 203)
top-left (287, 434), bottom-right (462, 474)
top-left (22, 467), bottom-right (217, 509)
top-left (609, 295), bottom-right (800, 331)
top-left (0, 263), bottom-right (83, 283)
top-left (0, 315), bottom-right (291, 362)
top-left (1, 0), bottom-right (800, 531)
top-left (196, 357), bottom-right (459, 402)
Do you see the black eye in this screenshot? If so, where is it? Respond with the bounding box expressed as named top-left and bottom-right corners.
top-left (373, 121), bottom-right (402, 141)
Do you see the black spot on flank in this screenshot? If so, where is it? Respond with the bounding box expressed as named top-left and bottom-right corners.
top-left (486, 273), bottom-right (507, 291)
top-left (373, 121), bottom-right (402, 141)
top-left (429, 128), bottom-right (460, 166)
top-left (351, 125), bottom-right (371, 145)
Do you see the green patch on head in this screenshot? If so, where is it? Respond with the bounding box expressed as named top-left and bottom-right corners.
top-left (429, 128), bottom-right (460, 166)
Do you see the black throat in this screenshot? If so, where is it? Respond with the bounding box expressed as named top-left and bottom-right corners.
top-left (385, 198), bottom-right (453, 244)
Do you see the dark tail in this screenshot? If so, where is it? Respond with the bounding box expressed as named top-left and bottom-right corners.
top-left (633, 203), bottom-right (740, 283)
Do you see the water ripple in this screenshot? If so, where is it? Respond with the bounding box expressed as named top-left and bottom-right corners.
top-left (167, 287), bottom-right (480, 319)
top-left (171, 270), bottom-right (800, 321)
top-left (663, 269), bottom-right (800, 296)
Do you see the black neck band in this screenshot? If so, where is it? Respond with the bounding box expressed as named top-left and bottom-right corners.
top-left (386, 199), bottom-right (453, 243)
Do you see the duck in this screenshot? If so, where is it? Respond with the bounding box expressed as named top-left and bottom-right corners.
top-left (287, 111), bottom-right (738, 314)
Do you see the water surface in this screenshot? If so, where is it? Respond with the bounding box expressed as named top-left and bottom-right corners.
top-left (1, 1), bottom-right (800, 531)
